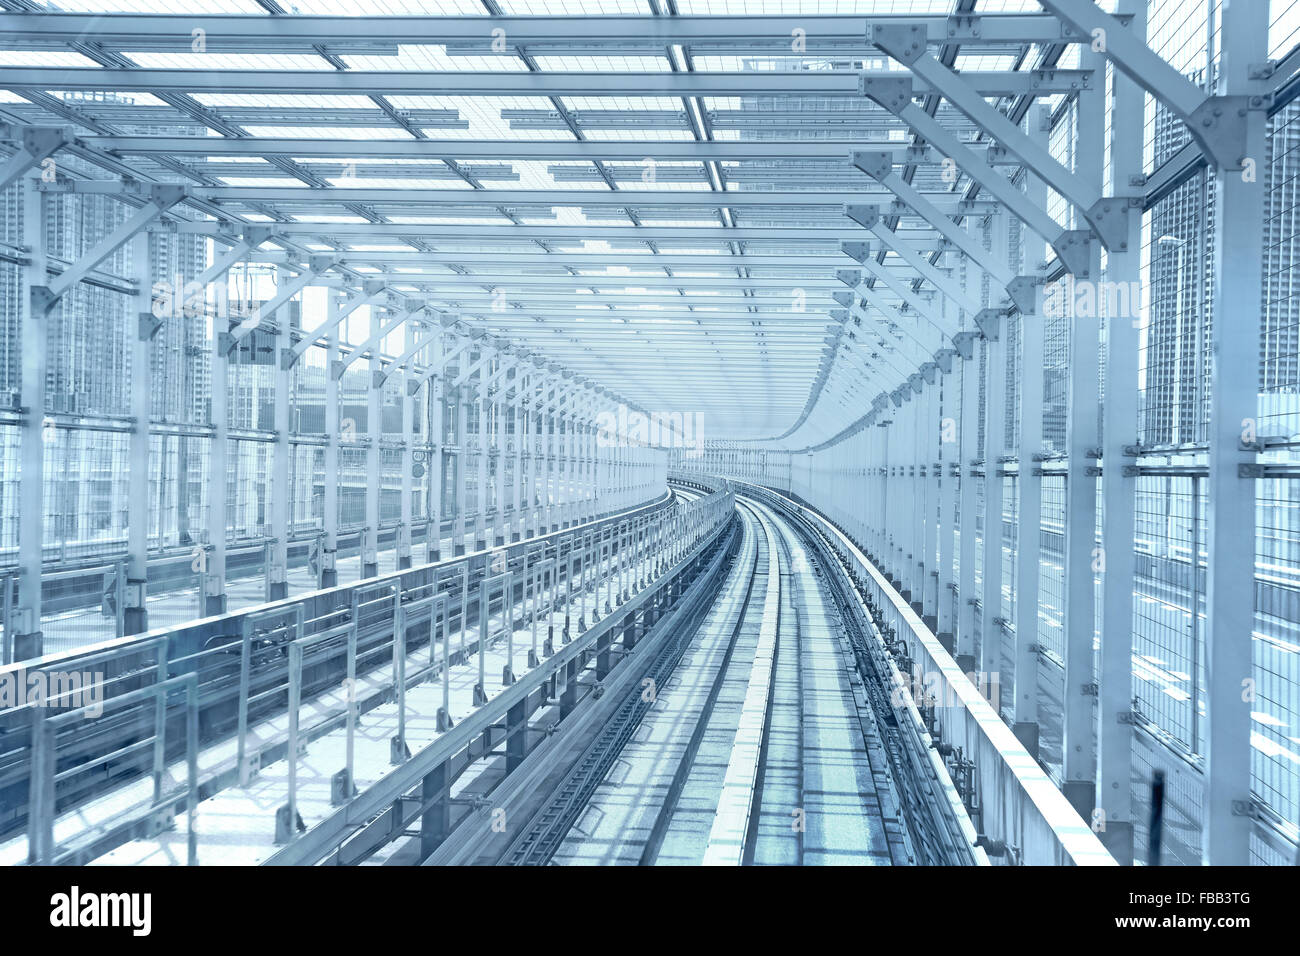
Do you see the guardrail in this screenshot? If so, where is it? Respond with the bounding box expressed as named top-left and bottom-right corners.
top-left (0, 480), bottom-right (732, 864)
top-left (733, 479), bottom-right (1115, 867)
top-left (265, 478), bottom-right (736, 865)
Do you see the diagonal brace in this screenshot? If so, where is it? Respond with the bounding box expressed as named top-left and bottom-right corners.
top-left (41, 185), bottom-right (184, 308)
top-left (0, 125), bottom-right (72, 192)
top-left (286, 279), bottom-right (388, 368)
top-left (1038, 0), bottom-right (1262, 171)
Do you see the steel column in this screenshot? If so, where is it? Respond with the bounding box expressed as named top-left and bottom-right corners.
top-left (125, 230), bottom-right (152, 634)
top-left (1202, 0), bottom-right (1268, 866)
top-left (15, 177), bottom-right (45, 659)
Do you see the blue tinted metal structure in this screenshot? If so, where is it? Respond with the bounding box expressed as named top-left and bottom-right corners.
top-left (0, 2), bottom-right (1295, 868)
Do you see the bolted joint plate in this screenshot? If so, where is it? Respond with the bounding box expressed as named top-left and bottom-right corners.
top-left (1188, 95), bottom-right (1257, 171)
top-left (362, 279), bottom-right (386, 296)
top-left (149, 184), bottom-right (186, 208)
top-left (830, 308), bottom-right (850, 322)
top-left (1006, 275), bottom-right (1042, 315)
top-left (1051, 229), bottom-right (1093, 278)
top-left (974, 307), bottom-right (1003, 342)
top-left (851, 150), bottom-right (894, 182)
top-left (308, 254), bottom-right (336, 274)
top-left (835, 269), bottom-right (862, 287)
top-left (832, 291), bottom-right (854, 308)
top-left (1085, 197), bottom-right (1137, 253)
top-left (21, 125), bottom-right (71, 157)
top-left (859, 75), bottom-right (913, 115)
top-left (890, 388), bottom-right (906, 407)
top-left (31, 285), bottom-right (58, 313)
top-left (933, 347), bottom-right (956, 374)
top-left (844, 204), bottom-right (880, 230)
top-left (908, 373), bottom-right (924, 394)
top-left (952, 330), bottom-right (978, 361)
top-left (919, 362), bottom-right (937, 384)
top-left (242, 225), bottom-right (272, 246)
top-left (869, 22), bottom-right (928, 66)
top-left (841, 240), bottom-right (871, 263)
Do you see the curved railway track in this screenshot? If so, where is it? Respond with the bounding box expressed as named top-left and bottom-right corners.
top-left (502, 492), bottom-right (944, 866)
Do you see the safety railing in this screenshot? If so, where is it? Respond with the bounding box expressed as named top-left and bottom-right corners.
top-left (264, 477), bottom-right (736, 864)
top-left (736, 479), bottom-right (1115, 867)
top-left (28, 670), bottom-right (199, 865)
top-left (0, 482), bottom-right (732, 862)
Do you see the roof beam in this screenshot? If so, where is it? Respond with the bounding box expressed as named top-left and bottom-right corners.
top-left (173, 221), bottom-right (976, 243)
top-left (0, 67), bottom-right (1092, 98)
top-left (0, 13), bottom-right (1086, 49)
top-left (251, 251), bottom-right (858, 270)
top-left (850, 150), bottom-right (1016, 289)
top-left (873, 24), bottom-right (1130, 253)
top-left (83, 136), bottom-right (989, 164)
top-left (186, 186), bottom-right (980, 208)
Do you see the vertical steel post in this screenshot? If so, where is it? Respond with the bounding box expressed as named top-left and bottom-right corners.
top-left (126, 230), bottom-right (152, 634)
top-left (399, 319), bottom-right (416, 570)
top-left (269, 265), bottom-right (291, 600)
top-left (428, 332), bottom-right (445, 564)
top-left (362, 301), bottom-right (382, 578)
top-left (1013, 107), bottom-right (1050, 759)
top-left (1094, 0), bottom-right (1147, 867)
top-left (16, 177), bottom-right (46, 660)
top-left (1062, 51), bottom-right (1105, 817)
top-left (980, 321), bottom-right (1007, 687)
top-left (322, 294), bottom-right (341, 588)
top-left (1202, 0), bottom-right (1268, 866)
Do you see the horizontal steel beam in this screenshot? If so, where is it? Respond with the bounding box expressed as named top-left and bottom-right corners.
top-left (189, 186), bottom-right (949, 208)
top-left (250, 251), bottom-right (858, 270)
top-left (173, 221), bottom-right (978, 242)
top-left (0, 67), bottom-right (1091, 98)
top-left (83, 136), bottom-right (980, 164)
top-left (462, 308), bottom-right (837, 323)
top-left (1, 13), bottom-right (1088, 49)
top-left (311, 275), bottom-right (847, 293)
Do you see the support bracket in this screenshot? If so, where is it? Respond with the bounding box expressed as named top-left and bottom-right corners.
top-left (973, 307), bottom-right (1003, 342)
top-left (844, 203), bottom-right (880, 231)
top-left (859, 75), bottom-right (914, 114)
top-left (841, 241), bottom-right (871, 264)
top-left (951, 330), bottom-right (978, 361)
top-left (137, 310), bottom-right (164, 341)
top-left (1006, 275), bottom-right (1042, 315)
top-left (1052, 230), bottom-right (1094, 278)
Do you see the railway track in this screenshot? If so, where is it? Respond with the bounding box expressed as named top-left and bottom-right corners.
top-left (514, 493), bottom-right (925, 866)
top-left (3, 477), bottom-right (988, 867)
